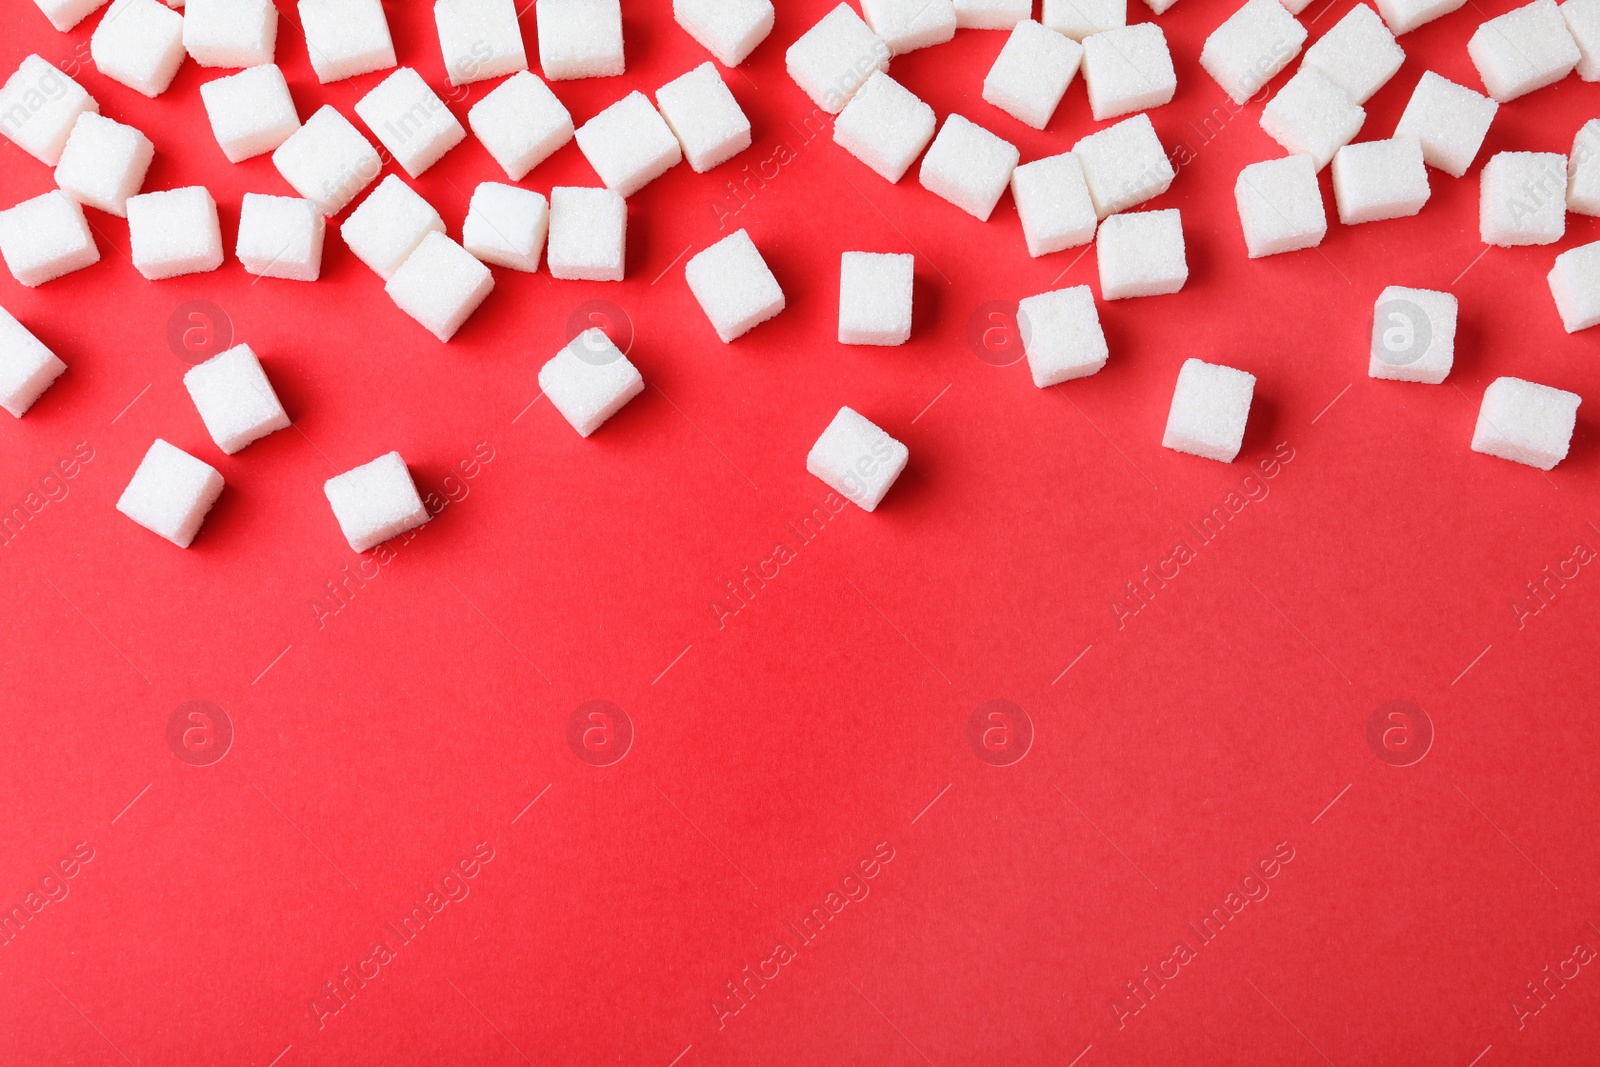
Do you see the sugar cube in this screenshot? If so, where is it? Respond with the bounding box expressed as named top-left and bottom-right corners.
top-left (117, 440), bottom-right (224, 547)
top-left (1082, 24), bottom-right (1176, 121)
top-left (1472, 377), bottom-right (1580, 470)
top-left (786, 4), bottom-right (890, 114)
top-left (1375, 0), bottom-right (1464, 34)
top-left (91, 0), bottom-right (186, 98)
top-left (838, 251), bottom-right (913, 346)
top-left (547, 186), bottom-right (626, 280)
top-left (538, 328), bottom-right (645, 437)
top-left (1259, 66), bottom-right (1366, 171)
top-left (1071, 113), bottom-right (1175, 218)
top-left (955, 0), bottom-right (1032, 28)
top-left (1018, 285), bottom-right (1108, 386)
top-left (537, 0), bottom-right (624, 80)
top-left (673, 0), bottom-right (774, 66)
top-left (685, 229), bottom-right (784, 342)
top-left (237, 193), bottom-right (323, 281)
top-left (1565, 0), bottom-right (1600, 80)
top-left (324, 452), bottom-right (431, 552)
top-left (1331, 137), bottom-right (1430, 225)
top-left (271, 105), bottom-right (382, 216)
top-left (184, 0), bottom-right (278, 68)
top-left (1369, 286), bottom-right (1456, 383)
top-left (1569, 120), bottom-right (1600, 214)
top-left (385, 231), bottom-right (495, 342)
top-left (1392, 71), bottom-right (1497, 177)
top-left (1234, 154), bottom-right (1326, 257)
top-left (298, 0), bottom-right (396, 83)
top-left (656, 62), bottom-right (752, 173)
top-left (1480, 152), bottom-right (1567, 246)
top-left (1011, 152), bottom-right (1098, 257)
top-left (435, 0), bottom-right (528, 86)
top-left (32, 0), bottom-right (109, 32)
top-left (862, 0), bottom-right (958, 54)
top-left (1163, 359), bottom-right (1255, 462)
top-left (183, 343), bottom-right (290, 454)
top-left (833, 70), bottom-right (936, 183)
top-left (462, 182), bottom-right (548, 271)
top-left (575, 91), bottom-right (683, 196)
top-left (1302, 4), bottom-right (1403, 104)
top-left (1041, 0), bottom-right (1126, 39)
top-left (983, 20), bottom-right (1083, 131)
top-left (806, 407), bottom-right (908, 512)
top-left (127, 186), bottom-right (224, 280)
top-left (1468, 0), bottom-right (1580, 102)
top-left (0, 191), bottom-right (99, 287)
top-left (341, 175), bottom-right (445, 279)
top-left (355, 67), bottom-right (466, 178)
top-left (1097, 208), bottom-right (1186, 299)
top-left (919, 114), bottom-right (1020, 221)
top-left (1548, 239), bottom-right (1600, 331)
top-left (468, 70), bottom-right (574, 180)
top-left (200, 64), bottom-right (299, 162)
top-left (0, 55), bottom-right (99, 166)
top-left (54, 112), bottom-right (153, 217)
top-left (1200, 0), bottom-right (1308, 105)
top-left (0, 306), bottom-right (67, 417)
top-left (1146, 0), bottom-right (1180, 12)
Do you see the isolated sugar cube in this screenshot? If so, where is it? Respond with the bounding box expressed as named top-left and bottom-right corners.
top-left (1082, 24), bottom-right (1176, 121)
top-left (955, 0), bottom-right (1032, 28)
top-left (272, 105), bottom-right (382, 216)
top-left (0, 307), bottom-right (67, 417)
top-left (1018, 285), bottom-right (1108, 386)
top-left (656, 62), bottom-right (751, 173)
top-left (468, 70), bottom-right (574, 181)
top-left (1480, 152), bottom-right (1567, 246)
top-left (919, 115), bottom-right (1020, 221)
top-left (237, 193), bottom-right (323, 281)
top-left (341, 175), bottom-right (445, 279)
top-left (1301, 4), bottom-right (1403, 106)
top-left (1200, 0), bottom-right (1308, 105)
top-left (538, 328), bottom-right (645, 437)
top-left (833, 71), bottom-right (936, 183)
top-left (462, 182), bottom-right (548, 272)
top-left (1548, 240), bottom-right (1600, 331)
top-left (1375, 0), bottom-right (1464, 34)
top-left (386, 232), bottom-right (495, 342)
top-left (183, 343), bottom-right (290, 453)
top-left (0, 55), bottom-right (99, 166)
top-left (786, 4), bottom-right (890, 114)
top-left (54, 113), bottom-right (153, 217)
top-left (1472, 377), bottom-right (1580, 470)
top-left (547, 186), bottom-right (626, 280)
top-left (1042, 0), bottom-right (1126, 39)
top-left (1331, 137), bottom-right (1430, 224)
top-left (1234, 155), bottom-right (1326, 257)
top-left (435, 0), bottom-right (528, 86)
top-left (1260, 66), bottom-right (1366, 171)
top-left (863, 0), bottom-right (958, 54)
top-left (1369, 286), bottom-right (1456, 383)
top-left (117, 440), bottom-right (225, 547)
top-left (983, 20), bottom-right (1083, 131)
top-left (0, 191), bottom-right (100, 287)
top-left (32, 0), bottom-right (108, 31)
top-left (685, 229), bottom-right (785, 342)
top-left (91, 0), bottom-right (186, 98)
top-left (355, 67), bottom-right (466, 178)
top-left (200, 64), bottom-right (300, 162)
top-left (838, 252), bottom-right (913, 346)
top-left (1570, 120), bottom-right (1600, 214)
top-left (1072, 113), bottom-right (1175, 218)
top-left (673, 0), bottom-right (774, 66)
top-left (184, 0), bottom-right (278, 68)
top-left (575, 91), bottom-right (683, 196)
top-left (537, 0), bottom-right (624, 80)
top-left (1011, 153), bottom-right (1098, 257)
top-left (1393, 71), bottom-right (1497, 177)
top-left (1097, 208), bottom-right (1186, 299)
top-left (324, 452), bottom-right (431, 552)
top-left (806, 407), bottom-right (908, 511)
top-left (1163, 360), bottom-right (1255, 462)
top-left (299, 0), bottom-right (396, 83)
top-left (1566, 0), bottom-right (1600, 80)
top-left (1468, 0), bottom-right (1580, 102)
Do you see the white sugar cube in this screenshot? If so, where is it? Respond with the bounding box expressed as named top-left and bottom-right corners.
top-left (1259, 66), bottom-right (1366, 171)
top-left (324, 452), bottom-right (431, 552)
top-left (117, 440), bottom-right (224, 547)
top-left (0, 55), bottom-right (99, 166)
top-left (1480, 152), bottom-right (1567, 246)
top-left (538, 328), bottom-right (644, 437)
top-left (1468, 0), bottom-right (1580, 101)
top-left (806, 407), bottom-right (908, 511)
top-left (299, 0), bottom-right (396, 83)
top-left (656, 62), bottom-right (751, 173)
top-left (1393, 71), bottom-right (1497, 177)
top-left (0, 191), bottom-right (99, 287)
top-left (1011, 152), bottom-right (1098, 257)
top-left (1234, 154), bottom-right (1327, 257)
top-left (863, 0), bottom-right (957, 54)
top-left (1018, 285), bottom-right (1108, 386)
top-left (54, 112), bottom-right (153, 217)
top-left (673, 0), bottom-right (774, 66)
top-left (272, 105), bottom-right (382, 216)
top-left (1370, 285), bottom-right (1456, 383)
top-left (355, 67), bottom-right (465, 178)
top-left (919, 114), bottom-right (1019, 221)
top-left (462, 182), bottom-right (548, 271)
top-left (341, 174), bottom-right (445, 279)
top-left (386, 231), bottom-right (494, 341)
top-left (1331, 137), bottom-right (1430, 224)
top-left (547, 186), bottom-right (626, 280)
top-left (1146, 0), bottom-right (1180, 12)
top-left (127, 186), bottom-right (224, 280)
top-left (468, 70), bottom-right (573, 180)
top-left (983, 20), bottom-right (1083, 131)
top-left (1097, 208), bottom-right (1186, 299)
top-left (685, 229), bottom-right (784, 342)
top-left (1566, 0), bottom-right (1600, 79)
top-left (1548, 240), bottom-right (1600, 331)
top-left (1472, 377), bottom-right (1580, 469)
top-left (575, 91), bottom-right (682, 196)
top-left (1302, 4), bottom-right (1402, 105)
top-left (1072, 113), bottom-right (1175, 218)
top-left (32, 0), bottom-right (109, 31)
top-left (183, 343), bottom-right (290, 453)
top-left (200, 63), bottom-right (299, 162)
top-left (955, 0), bottom-right (1032, 28)
top-left (237, 193), bottom-right (323, 281)
top-left (833, 70), bottom-right (936, 183)
top-left (838, 251), bottom-right (913, 346)
top-left (184, 0), bottom-right (277, 68)
top-left (1569, 120), bottom-right (1600, 214)
top-left (1082, 24), bottom-right (1176, 121)
top-left (0, 306), bottom-right (67, 417)
top-left (1200, 0), bottom-right (1308, 105)
top-left (435, 0), bottom-right (528, 86)
top-left (786, 4), bottom-right (890, 114)
top-left (537, 0), bottom-right (624, 80)
top-left (1163, 359), bottom-right (1255, 462)
top-left (91, 0), bottom-right (186, 98)
top-left (1375, 0), bottom-right (1464, 34)
top-left (1042, 0), bottom-right (1126, 39)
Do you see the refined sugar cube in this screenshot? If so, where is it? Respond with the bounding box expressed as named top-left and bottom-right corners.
top-left (1146, 0), bottom-right (1180, 12)
top-left (656, 62), bottom-right (752, 173)
top-left (1042, 0), bottom-right (1126, 40)
top-left (673, 0), bottom-right (774, 66)
top-left (183, 343), bottom-right (290, 453)
top-left (1566, 0), bottom-right (1600, 80)
top-left (863, 0), bottom-right (958, 54)
top-left (0, 55), bottom-right (99, 166)
top-left (237, 193), bottom-right (323, 281)
top-left (435, 0), bottom-right (528, 86)
top-left (299, 0), bottom-right (396, 83)
top-left (32, 0), bottom-right (109, 32)
top-left (1369, 285), bottom-right (1456, 383)
top-left (1097, 208), bottom-right (1186, 299)
top-left (833, 71), bottom-right (936, 183)
top-left (386, 231), bottom-right (495, 342)
top-left (1480, 152), bottom-right (1567, 246)
top-left (91, 0), bottom-right (186, 98)
top-left (1018, 285), bottom-right (1108, 386)
top-left (1472, 377), bottom-right (1580, 470)
top-left (547, 186), bottom-right (626, 280)
top-left (0, 306), bottom-right (67, 417)
top-left (1331, 137), bottom-right (1430, 224)
top-left (324, 452), bottom-right (431, 552)
top-left (1468, 0), bottom-right (1580, 101)
top-left (575, 91), bottom-right (682, 196)
top-left (355, 67), bottom-right (466, 178)
top-left (54, 112), bottom-right (153, 217)
top-left (1548, 240), bottom-right (1600, 331)
top-left (462, 182), bottom-right (548, 271)
top-left (1303, 4), bottom-right (1403, 104)
top-left (127, 187), bottom-right (224, 281)
top-left (1375, 0), bottom-right (1464, 34)
top-left (200, 64), bottom-right (300, 162)
top-left (184, 0), bottom-right (278, 68)
top-left (468, 70), bottom-right (573, 180)
top-left (1082, 24), bottom-right (1176, 121)
top-left (956, 0), bottom-right (1031, 27)
top-left (1011, 152), bottom-right (1098, 257)
top-left (0, 191), bottom-right (99, 287)
top-left (272, 105), bottom-right (382, 216)
top-left (341, 175), bottom-right (445, 279)
top-left (685, 229), bottom-right (785, 342)
top-left (806, 407), bottom-right (908, 511)
top-left (1163, 359), bottom-right (1255, 462)
top-left (1259, 66), bottom-right (1366, 171)
top-left (983, 19), bottom-right (1083, 131)
top-left (537, 0), bottom-right (624, 80)
top-left (117, 440), bottom-right (225, 548)
top-left (838, 252), bottom-right (913, 346)
top-left (538, 329), bottom-right (645, 437)
top-left (1234, 154), bottom-right (1326, 257)
top-left (786, 4), bottom-right (890, 114)
top-left (1072, 113), bottom-right (1175, 218)
top-left (1200, 0), bottom-right (1308, 105)
top-left (1569, 120), bottom-right (1600, 214)
top-left (919, 114), bottom-right (1020, 221)
top-left (1393, 71), bottom-right (1497, 177)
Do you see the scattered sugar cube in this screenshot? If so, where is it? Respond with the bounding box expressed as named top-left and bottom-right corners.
top-left (786, 4), bottom-right (890, 114)
top-left (324, 452), bottom-right (431, 552)
top-left (1082, 24), bottom-right (1176, 121)
top-left (538, 328), bottom-right (645, 437)
top-left (1260, 66), bottom-right (1366, 171)
top-left (806, 407), bottom-right (908, 512)
top-left (1548, 240), bottom-right (1600, 331)
top-left (547, 186), bottom-right (626, 280)
top-left (1393, 71), bottom-right (1497, 177)
top-left (1565, 0), bottom-right (1600, 80)
top-left (32, 0), bottom-right (108, 31)
top-left (127, 186), bottom-right (224, 280)
top-left (468, 70), bottom-right (574, 180)
top-left (117, 440), bottom-right (224, 547)
top-left (1480, 152), bottom-right (1567, 246)
top-left (184, 0), bottom-right (278, 68)
top-left (1011, 152), bottom-right (1097, 257)
top-left (575, 91), bottom-right (683, 196)
top-left (673, 0), bottom-right (774, 66)
top-left (385, 231), bottom-right (494, 341)
top-left (1472, 377), bottom-right (1580, 469)
top-left (1071, 113), bottom-right (1175, 218)
top-left (54, 113), bottom-right (153, 217)
top-left (919, 114), bottom-right (1020, 221)
top-left (183, 343), bottom-right (290, 453)
top-left (656, 62), bottom-right (751, 173)
top-left (0, 55), bottom-right (99, 166)
top-left (462, 182), bottom-right (548, 272)
top-left (1569, 120), bottom-right (1600, 214)
top-left (272, 105), bottom-right (382, 216)
top-left (298, 0), bottom-right (396, 83)
top-left (341, 175), bottom-right (445, 279)
top-left (0, 191), bottom-right (99, 287)
top-left (200, 64), bottom-right (300, 162)
top-left (0, 306), bottom-right (67, 417)
top-left (1097, 208), bottom-right (1186, 299)
top-left (685, 229), bottom-right (784, 342)
top-left (1369, 285), bottom-right (1456, 383)
top-left (1234, 154), bottom-right (1327, 257)
top-left (1163, 359), bottom-right (1255, 462)
top-left (435, 0), bottom-right (528, 86)
top-left (983, 20), bottom-right (1083, 131)
top-left (1375, 0), bottom-right (1464, 34)
top-left (91, 0), bottom-right (186, 98)
top-left (537, 0), bottom-right (624, 80)
top-left (863, 0), bottom-right (958, 54)
top-left (1042, 0), bottom-right (1126, 39)
top-left (1331, 137), bottom-right (1430, 225)
top-left (833, 70), bottom-right (936, 183)
top-left (1303, 4), bottom-right (1403, 104)
top-left (355, 67), bottom-right (466, 178)
top-left (1018, 285), bottom-right (1108, 386)
top-left (955, 0), bottom-right (1032, 28)
top-left (838, 252), bottom-right (913, 346)
top-left (1200, 0), bottom-right (1308, 105)
top-left (236, 193), bottom-right (323, 281)
top-left (1469, 0), bottom-right (1580, 102)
